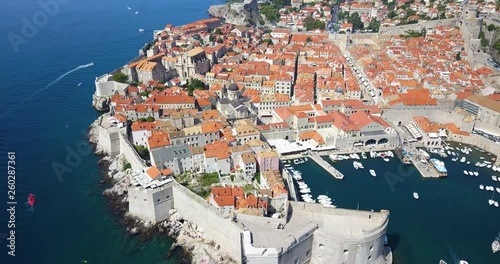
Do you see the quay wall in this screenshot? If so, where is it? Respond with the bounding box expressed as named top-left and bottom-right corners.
top-left (172, 183), bottom-right (243, 261)
top-left (378, 18), bottom-right (457, 35)
top-left (448, 134), bottom-right (500, 165)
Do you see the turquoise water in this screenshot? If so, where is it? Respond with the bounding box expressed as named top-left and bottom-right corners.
top-left (0, 0), bottom-right (221, 263)
top-left (293, 145), bottom-right (500, 264)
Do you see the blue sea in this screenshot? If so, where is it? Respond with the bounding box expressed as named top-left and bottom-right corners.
top-left (0, 0), bottom-right (221, 263)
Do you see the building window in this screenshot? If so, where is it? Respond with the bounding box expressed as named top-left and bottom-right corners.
top-left (370, 245), bottom-right (373, 251)
top-left (343, 249), bottom-right (348, 255)
top-left (306, 249), bottom-right (311, 257)
top-left (294, 258), bottom-right (299, 264)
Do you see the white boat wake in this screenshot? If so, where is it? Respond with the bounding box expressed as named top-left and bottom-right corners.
top-left (0, 62), bottom-right (94, 120)
top-left (36, 62), bottom-right (93, 95)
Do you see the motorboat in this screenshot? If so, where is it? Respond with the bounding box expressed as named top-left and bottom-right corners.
top-left (459, 260), bottom-right (468, 264)
top-left (480, 185), bottom-right (484, 190)
top-left (489, 199), bottom-right (495, 205)
top-left (439, 260), bottom-right (447, 264)
top-left (370, 169), bottom-right (376, 177)
top-left (468, 171), bottom-right (474, 175)
top-left (138, 28), bottom-right (144, 32)
top-left (299, 184), bottom-right (309, 189)
top-left (383, 157), bottom-right (390, 162)
top-left (495, 201), bottom-right (499, 207)
top-left (492, 239), bottom-right (500, 253)
top-left (27, 193), bottom-right (35, 207)
top-left (463, 170), bottom-right (468, 175)
top-left (353, 161), bottom-right (363, 170)
top-left (467, 161), bottom-right (470, 164)
top-left (413, 192), bottom-right (419, 199)
top-left (460, 157), bottom-right (466, 163)
top-left (300, 188), bottom-right (311, 194)
top-left (473, 171), bottom-right (479, 176)
top-left (497, 187), bottom-right (500, 193)
top-left (493, 176), bottom-right (498, 182)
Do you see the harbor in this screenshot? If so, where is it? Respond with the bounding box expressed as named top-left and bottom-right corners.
top-left (285, 141), bottom-right (500, 263)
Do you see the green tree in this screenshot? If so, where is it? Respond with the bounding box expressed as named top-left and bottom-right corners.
top-left (348, 12), bottom-right (364, 31)
top-left (479, 31), bottom-right (485, 39)
top-left (487, 24), bottom-right (497, 32)
top-left (367, 19), bottom-right (380, 32)
top-left (481, 37), bottom-right (489, 47)
top-left (456, 52), bottom-right (461, 60)
top-left (209, 34), bottom-right (216, 42)
top-left (112, 72), bottom-right (129, 83)
top-left (388, 10), bottom-right (398, 19)
top-left (135, 145), bottom-right (150, 160)
top-left (187, 79), bottom-right (206, 95)
top-left (214, 28), bottom-right (222, 35)
top-left (494, 39), bottom-right (500, 52)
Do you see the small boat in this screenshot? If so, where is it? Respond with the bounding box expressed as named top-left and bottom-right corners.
top-left (492, 239), bottom-right (500, 253)
top-left (480, 185), bottom-right (484, 190)
top-left (473, 171), bottom-right (479, 176)
top-left (28, 193), bottom-right (35, 207)
top-left (489, 199), bottom-right (495, 205)
top-left (493, 176), bottom-right (498, 182)
top-left (138, 28), bottom-right (144, 32)
top-left (413, 192), bottom-right (419, 199)
top-left (383, 157), bottom-right (390, 162)
top-left (361, 152), bottom-right (367, 159)
top-left (76, 82), bottom-right (82, 87)
top-left (460, 157), bottom-right (466, 163)
top-left (439, 260), bottom-right (447, 264)
top-left (134, 11), bottom-right (139, 15)
top-left (463, 170), bottom-right (469, 175)
top-left (299, 184), bottom-right (309, 189)
top-left (459, 260), bottom-right (468, 264)
top-left (495, 201), bottom-right (499, 207)
top-left (300, 188), bottom-right (311, 194)
top-left (467, 161), bottom-right (470, 164)
top-left (497, 187), bottom-right (500, 193)
top-left (468, 171), bottom-right (474, 175)
top-left (369, 169), bottom-right (376, 177)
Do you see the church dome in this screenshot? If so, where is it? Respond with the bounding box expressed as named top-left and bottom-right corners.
top-left (228, 83), bottom-right (239, 92)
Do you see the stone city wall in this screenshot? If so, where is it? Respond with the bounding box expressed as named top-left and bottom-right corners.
top-left (119, 132), bottom-right (147, 171)
top-left (381, 109), bottom-right (475, 132)
top-left (172, 183), bottom-right (244, 261)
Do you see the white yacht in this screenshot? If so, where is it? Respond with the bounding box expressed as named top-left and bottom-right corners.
top-left (496, 187), bottom-right (500, 193)
top-left (463, 170), bottom-right (468, 175)
top-left (300, 188), bottom-right (311, 194)
top-left (467, 161), bottom-right (471, 164)
top-left (480, 185), bottom-right (484, 190)
top-left (495, 201), bottom-right (499, 207)
top-left (459, 260), bottom-right (468, 264)
top-left (299, 184), bottom-right (309, 189)
top-left (473, 171), bottom-right (479, 176)
top-left (369, 169), bottom-right (376, 177)
top-left (492, 176), bottom-right (498, 182)
top-left (468, 171), bottom-right (474, 175)
top-left (460, 157), bottom-right (466, 163)
top-left (383, 157), bottom-right (390, 162)
top-left (489, 199), bottom-right (495, 205)
top-left (138, 28), bottom-right (144, 32)
top-left (492, 239), bottom-right (500, 253)
top-left (413, 192), bottom-right (419, 199)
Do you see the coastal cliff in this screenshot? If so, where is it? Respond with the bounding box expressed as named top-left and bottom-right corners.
top-left (88, 116), bottom-right (236, 264)
top-left (208, 0), bottom-right (260, 26)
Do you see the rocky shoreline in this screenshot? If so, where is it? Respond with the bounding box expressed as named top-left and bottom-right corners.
top-left (87, 117), bottom-right (236, 264)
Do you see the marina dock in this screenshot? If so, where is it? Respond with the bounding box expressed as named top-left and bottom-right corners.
top-left (403, 146), bottom-right (440, 178)
top-left (310, 155), bottom-right (344, 180)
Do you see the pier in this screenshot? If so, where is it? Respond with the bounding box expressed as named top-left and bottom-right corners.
top-left (282, 167), bottom-right (298, 201)
top-left (310, 155), bottom-right (344, 180)
top-left (403, 146), bottom-right (440, 178)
